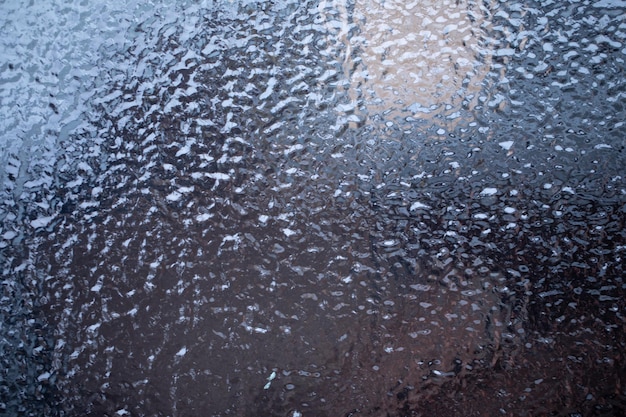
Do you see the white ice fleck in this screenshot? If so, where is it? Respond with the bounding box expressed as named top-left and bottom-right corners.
top-left (206, 172), bottom-right (230, 180)
top-left (480, 188), bottom-right (498, 196)
top-left (594, 143), bottom-right (612, 149)
top-left (593, 0), bottom-right (626, 8)
top-left (282, 228), bottom-right (297, 237)
top-left (87, 322), bottom-right (101, 332)
top-left (176, 144), bottom-right (191, 157)
top-left (37, 372), bottom-right (51, 382)
top-left (166, 191), bottom-right (181, 201)
top-left (259, 215), bottom-right (269, 223)
top-left (3, 231), bottom-right (17, 240)
top-left (410, 201), bottom-right (430, 210)
top-left (562, 186), bottom-right (575, 194)
top-left (499, 140), bottom-right (514, 151)
top-left (504, 207), bottom-right (516, 214)
top-left (196, 213), bottom-right (213, 222)
top-left (495, 48), bottom-right (515, 56)
top-left (284, 144), bottom-right (304, 155)
top-left (30, 215), bottom-right (55, 229)
top-left (175, 347), bottom-right (187, 357)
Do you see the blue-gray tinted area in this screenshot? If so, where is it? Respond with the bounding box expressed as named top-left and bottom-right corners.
top-left (1, 0), bottom-right (625, 416)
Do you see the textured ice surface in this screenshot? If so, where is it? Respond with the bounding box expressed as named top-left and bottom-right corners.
top-left (1, 0), bottom-right (625, 416)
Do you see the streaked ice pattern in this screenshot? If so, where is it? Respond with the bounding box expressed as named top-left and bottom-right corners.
top-left (1, 0), bottom-right (625, 416)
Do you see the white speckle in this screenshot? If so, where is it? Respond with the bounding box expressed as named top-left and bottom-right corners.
top-left (543, 42), bottom-right (553, 52)
top-left (178, 186), bottom-right (194, 194)
top-left (253, 327), bottom-right (268, 334)
top-left (37, 372), bottom-right (51, 382)
top-left (259, 215), bottom-right (269, 223)
top-left (410, 201), bottom-right (430, 210)
top-left (2, 230), bottom-right (17, 240)
top-left (562, 186), bottom-right (575, 194)
top-left (166, 191), bottom-right (182, 202)
top-left (90, 282), bottom-right (103, 292)
top-left (176, 144), bottom-right (191, 157)
top-left (543, 183), bottom-right (553, 189)
top-left (594, 143), bottom-right (612, 149)
top-left (282, 228), bottom-right (297, 237)
top-left (480, 188), bottom-right (498, 196)
top-left (284, 144), bottom-right (304, 155)
top-left (115, 409), bottom-right (130, 416)
top-left (593, 0), bottom-right (626, 8)
top-left (163, 163), bottom-right (175, 171)
top-left (504, 207), bottom-right (516, 214)
top-left (206, 172), bottom-right (230, 180)
top-left (382, 239), bottom-right (398, 247)
top-left (495, 48), bottom-right (515, 56)
top-left (176, 347), bottom-right (187, 357)
top-left (436, 128), bottom-right (446, 135)
top-left (30, 215), bottom-right (55, 229)
top-left (196, 213), bottom-right (213, 222)
top-left (499, 140), bottom-right (514, 151)
top-left (87, 323), bottom-right (101, 332)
